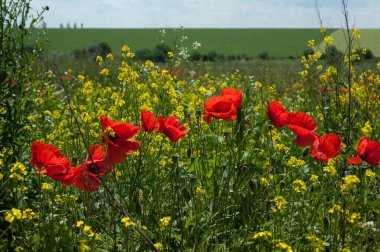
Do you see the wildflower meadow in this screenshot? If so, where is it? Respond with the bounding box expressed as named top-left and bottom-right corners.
top-left (1, 1), bottom-right (380, 251)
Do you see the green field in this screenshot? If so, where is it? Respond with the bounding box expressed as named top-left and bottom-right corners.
top-left (322, 29), bottom-right (380, 56)
top-left (43, 28), bottom-right (337, 58)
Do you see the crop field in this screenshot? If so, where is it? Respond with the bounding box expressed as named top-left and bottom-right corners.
top-left (2, 2), bottom-right (380, 252)
top-left (42, 28), bottom-right (335, 58)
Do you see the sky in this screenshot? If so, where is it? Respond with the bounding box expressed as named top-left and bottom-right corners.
top-left (30, 0), bottom-right (380, 28)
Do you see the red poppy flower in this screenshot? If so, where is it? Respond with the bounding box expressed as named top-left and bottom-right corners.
top-left (267, 101), bottom-right (288, 129)
top-left (30, 141), bottom-right (72, 184)
top-left (287, 112), bottom-right (317, 131)
top-left (288, 124), bottom-right (320, 147)
top-left (70, 144), bottom-right (109, 192)
top-left (287, 112), bottom-right (319, 147)
top-left (30, 141), bottom-right (68, 169)
top-left (203, 96), bottom-right (237, 123)
top-left (348, 137), bottom-right (380, 166)
top-left (311, 133), bottom-right (342, 162)
top-left (141, 109), bottom-right (159, 133)
top-left (221, 88), bottom-right (243, 109)
top-left (159, 115), bottom-right (188, 142)
top-left (70, 165), bottom-right (100, 192)
top-left (100, 115), bottom-right (141, 164)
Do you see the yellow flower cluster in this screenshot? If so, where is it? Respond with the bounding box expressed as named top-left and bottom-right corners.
top-left (273, 240), bottom-right (293, 252)
top-left (154, 242), bottom-right (164, 251)
top-left (121, 216), bottom-right (136, 228)
top-left (287, 156), bottom-right (306, 169)
top-left (272, 196), bottom-right (287, 213)
top-left (340, 175), bottom-right (360, 192)
top-left (361, 121), bottom-right (372, 137)
top-left (9, 162), bottom-right (27, 181)
top-left (323, 159), bottom-right (337, 177)
top-left (324, 36), bottom-right (334, 46)
top-left (292, 179), bottom-right (307, 193)
top-left (159, 216), bottom-right (171, 231)
top-left (4, 208), bottom-right (37, 223)
top-left (252, 231), bottom-right (272, 240)
top-left (306, 235), bottom-right (327, 252)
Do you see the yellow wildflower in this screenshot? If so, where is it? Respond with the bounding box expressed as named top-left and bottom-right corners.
top-left (159, 216), bottom-right (171, 231)
top-left (272, 196), bottom-right (287, 213)
top-left (361, 121), bottom-right (372, 137)
top-left (310, 175), bottom-right (320, 184)
top-left (121, 216), bottom-right (136, 228)
top-left (106, 53), bottom-right (114, 61)
top-left (306, 235), bottom-right (327, 252)
top-left (308, 39), bottom-right (315, 47)
top-left (292, 180), bottom-right (307, 193)
top-left (353, 28), bottom-right (360, 40)
top-left (287, 156), bottom-right (306, 168)
top-left (76, 221), bottom-right (84, 228)
top-left (167, 51), bottom-right (174, 58)
top-left (96, 55), bottom-right (103, 65)
top-left (324, 36), bottom-right (334, 46)
top-left (346, 212), bottom-right (360, 224)
top-left (100, 68), bottom-right (109, 76)
top-left (365, 169), bottom-right (376, 179)
top-left (328, 204), bottom-right (343, 214)
top-left (252, 231), bottom-right (272, 240)
top-left (154, 243), bottom-right (164, 251)
top-left (340, 175), bottom-right (360, 192)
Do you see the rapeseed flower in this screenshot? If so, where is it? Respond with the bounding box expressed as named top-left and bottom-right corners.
top-left (159, 216), bottom-right (171, 231)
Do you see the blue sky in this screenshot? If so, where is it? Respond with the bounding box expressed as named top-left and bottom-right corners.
top-left (31, 0), bottom-right (380, 28)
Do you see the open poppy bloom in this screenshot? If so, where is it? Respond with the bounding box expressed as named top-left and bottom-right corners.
top-left (348, 137), bottom-right (380, 166)
top-left (159, 115), bottom-right (188, 142)
top-left (203, 96), bottom-right (237, 123)
top-left (30, 141), bottom-right (73, 184)
top-left (221, 88), bottom-right (243, 109)
top-left (141, 109), bottom-right (159, 133)
top-left (267, 101), bottom-right (288, 129)
top-left (100, 115), bottom-right (141, 165)
top-left (311, 133), bottom-right (342, 162)
top-left (287, 112), bottom-right (319, 147)
top-left (70, 144), bottom-right (108, 192)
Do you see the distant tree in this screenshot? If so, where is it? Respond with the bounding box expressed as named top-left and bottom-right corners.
top-left (152, 43), bottom-right (171, 62)
top-left (66, 22), bottom-right (70, 29)
top-left (42, 21), bottom-right (47, 29)
top-left (135, 49), bottom-right (153, 61)
top-left (189, 51), bottom-right (202, 61)
top-left (60, 23), bottom-right (63, 29)
top-left (73, 22), bottom-right (77, 29)
top-left (80, 23), bottom-right (83, 29)
top-left (259, 51), bottom-right (269, 60)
